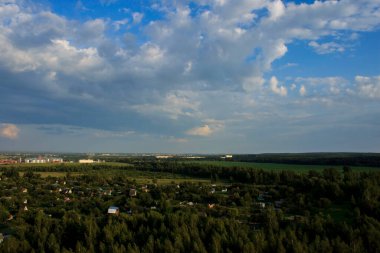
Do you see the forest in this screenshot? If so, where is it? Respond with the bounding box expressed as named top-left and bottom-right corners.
top-left (0, 160), bottom-right (379, 253)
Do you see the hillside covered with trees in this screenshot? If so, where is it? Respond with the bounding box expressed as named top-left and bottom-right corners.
top-left (0, 162), bottom-right (379, 252)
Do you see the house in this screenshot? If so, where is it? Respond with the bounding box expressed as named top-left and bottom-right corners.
top-left (129, 188), bottom-right (137, 197)
top-left (221, 188), bottom-right (228, 193)
top-left (23, 206), bottom-right (28, 211)
top-left (21, 188), bottom-right (28, 193)
top-left (107, 206), bottom-right (120, 215)
top-left (208, 203), bottom-right (215, 209)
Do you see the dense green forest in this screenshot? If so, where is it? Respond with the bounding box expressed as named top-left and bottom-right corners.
top-left (0, 161), bottom-right (380, 252)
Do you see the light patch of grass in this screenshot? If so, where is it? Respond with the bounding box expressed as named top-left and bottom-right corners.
top-left (19, 172), bottom-right (83, 178)
top-left (134, 178), bottom-right (212, 185)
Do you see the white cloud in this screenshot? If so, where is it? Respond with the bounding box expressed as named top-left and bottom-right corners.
top-left (0, 123), bottom-right (19, 139)
top-left (1, 0), bottom-right (380, 146)
top-left (299, 85), bottom-right (306, 96)
top-left (269, 76), bottom-right (287, 96)
top-left (355, 75), bottom-right (380, 99)
top-left (132, 90), bottom-right (201, 120)
top-left (309, 41), bottom-right (345, 54)
top-left (138, 42), bottom-right (165, 63)
top-left (242, 76), bottom-right (265, 92)
top-left (113, 19), bottom-right (128, 31)
top-left (268, 0), bottom-right (285, 21)
top-left (132, 12), bottom-right (143, 24)
top-left (186, 125), bottom-right (213, 137)
top-left (186, 119), bottom-right (224, 137)
top-left (294, 77), bottom-right (348, 96)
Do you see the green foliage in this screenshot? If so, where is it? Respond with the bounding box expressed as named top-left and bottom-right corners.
top-left (0, 161), bottom-right (379, 252)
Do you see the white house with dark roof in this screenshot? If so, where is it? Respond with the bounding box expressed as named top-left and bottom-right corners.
top-left (107, 206), bottom-right (119, 215)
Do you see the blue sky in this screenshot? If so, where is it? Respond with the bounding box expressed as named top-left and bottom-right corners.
top-left (0, 0), bottom-right (380, 153)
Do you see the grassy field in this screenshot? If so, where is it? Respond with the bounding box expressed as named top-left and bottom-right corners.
top-left (181, 160), bottom-right (380, 173)
top-left (16, 168), bottom-right (212, 184)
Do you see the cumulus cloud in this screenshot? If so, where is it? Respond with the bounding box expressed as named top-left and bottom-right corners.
top-left (294, 77), bottom-right (348, 96)
top-left (268, 0), bottom-right (285, 21)
top-left (186, 119), bottom-right (224, 137)
top-left (269, 76), bottom-right (287, 96)
top-left (0, 123), bottom-right (19, 139)
top-left (356, 75), bottom-right (380, 98)
top-left (186, 125), bottom-right (212, 136)
top-left (0, 0), bottom-right (380, 147)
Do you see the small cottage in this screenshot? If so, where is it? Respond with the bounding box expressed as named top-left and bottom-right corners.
top-left (107, 206), bottom-right (120, 215)
top-left (129, 189), bottom-right (137, 197)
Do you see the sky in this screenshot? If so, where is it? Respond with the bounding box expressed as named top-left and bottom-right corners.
top-left (0, 0), bottom-right (380, 154)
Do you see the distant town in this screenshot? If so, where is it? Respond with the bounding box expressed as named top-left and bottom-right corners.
top-left (0, 153), bottom-right (235, 165)
top-left (0, 156), bottom-right (105, 165)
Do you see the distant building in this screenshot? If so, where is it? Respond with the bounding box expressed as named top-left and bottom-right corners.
top-left (155, 155), bottom-right (173, 159)
top-left (25, 157), bottom-right (63, 163)
top-left (0, 159), bottom-right (18, 165)
top-left (256, 202), bottom-right (266, 209)
top-left (25, 158), bottom-right (47, 163)
top-left (79, 159), bottom-right (94, 164)
top-left (50, 158), bottom-right (63, 163)
top-left (108, 206), bottom-right (119, 215)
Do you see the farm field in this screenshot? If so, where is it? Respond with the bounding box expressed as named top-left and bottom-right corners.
top-left (181, 160), bottom-right (380, 173)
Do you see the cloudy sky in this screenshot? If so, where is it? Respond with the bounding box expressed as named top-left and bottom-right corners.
top-left (0, 0), bottom-right (379, 153)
